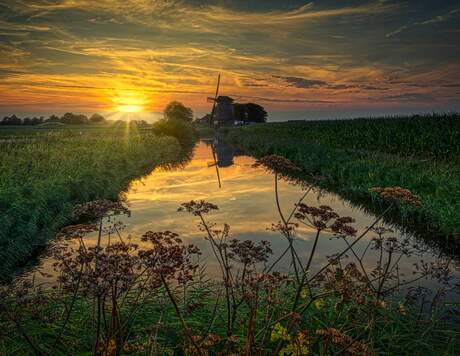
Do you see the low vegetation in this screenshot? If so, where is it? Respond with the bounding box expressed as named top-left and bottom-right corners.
top-left (1, 156), bottom-right (458, 355)
top-left (152, 101), bottom-right (197, 147)
top-left (222, 113), bottom-right (460, 243)
top-left (0, 123), bottom-right (187, 277)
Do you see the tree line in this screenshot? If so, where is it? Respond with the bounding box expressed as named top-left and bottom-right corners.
top-left (0, 113), bottom-right (106, 126)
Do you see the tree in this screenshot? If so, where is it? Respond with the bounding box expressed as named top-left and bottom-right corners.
top-left (61, 112), bottom-right (88, 125)
top-left (89, 113), bottom-right (106, 123)
top-left (164, 101), bottom-right (193, 122)
top-left (47, 115), bottom-right (60, 122)
top-left (234, 103), bottom-right (267, 123)
top-left (245, 103), bottom-right (267, 123)
top-left (0, 115), bottom-right (22, 125)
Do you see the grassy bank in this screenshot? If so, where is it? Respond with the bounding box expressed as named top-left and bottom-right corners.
top-left (222, 114), bottom-right (460, 245)
top-left (0, 124), bottom-right (185, 277)
top-left (1, 288), bottom-right (457, 355)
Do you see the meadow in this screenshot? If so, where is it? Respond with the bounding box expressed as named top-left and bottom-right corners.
top-left (222, 114), bottom-right (460, 246)
top-left (0, 122), bottom-right (186, 278)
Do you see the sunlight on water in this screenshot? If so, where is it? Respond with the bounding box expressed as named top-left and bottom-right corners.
top-left (32, 142), bottom-right (459, 297)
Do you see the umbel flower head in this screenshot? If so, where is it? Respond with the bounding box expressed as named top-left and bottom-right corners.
top-left (253, 155), bottom-right (301, 176)
top-left (370, 187), bottom-right (422, 206)
top-left (295, 204), bottom-right (357, 236)
top-left (178, 200), bottom-right (219, 216)
top-left (73, 199), bottom-right (131, 219)
top-left (56, 224), bottom-right (98, 240)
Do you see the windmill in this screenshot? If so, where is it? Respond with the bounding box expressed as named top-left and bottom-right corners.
top-left (206, 74), bottom-right (222, 188)
top-left (207, 74), bottom-right (221, 127)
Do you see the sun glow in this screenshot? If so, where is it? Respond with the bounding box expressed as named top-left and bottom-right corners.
top-left (113, 90), bottom-right (148, 113)
top-left (117, 104), bottom-right (143, 113)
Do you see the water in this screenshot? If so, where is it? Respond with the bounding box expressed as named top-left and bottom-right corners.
top-left (30, 141), bottom-right (459, 299)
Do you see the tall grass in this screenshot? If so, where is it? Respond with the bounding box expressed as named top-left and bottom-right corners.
top-left (0, 125), bottom-right (184, 277)
top-left (263, 113), bottom-right (459, 161)
top-left (222, 114), bottom-right (460, 241)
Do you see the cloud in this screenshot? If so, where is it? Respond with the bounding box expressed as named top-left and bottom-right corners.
top-left (0, 0), bottom-right (458, 114)
top-left (381, 93), bottom-right (435, 102)
top-left (386, 8), bottom-right (460, 38)
top-left (230, 94), bottom-right (334, 104)
top-left (275, 76), bottom-right (327, 88)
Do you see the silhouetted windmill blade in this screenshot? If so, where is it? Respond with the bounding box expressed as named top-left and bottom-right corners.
top-left (206, 74), bottom-right (222, 188)
top-left (210, 142), bottom-right (222, 188)
top-left (209, 74), bottom-right (220, 127)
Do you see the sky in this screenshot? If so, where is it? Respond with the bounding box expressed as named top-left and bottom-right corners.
top-left (1, 0), bottom-right (459, 121)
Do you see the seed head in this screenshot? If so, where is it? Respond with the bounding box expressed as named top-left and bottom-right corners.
top-left (370, 187), bottom-right (422, 206)
top-left (253, 155), bottom-right (301, 175)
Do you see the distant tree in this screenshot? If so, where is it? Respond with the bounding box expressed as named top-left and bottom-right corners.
top-left (47, 114), bottom-right (60, 122)
top-left (0, 115), bottom-right (22, 125)
top-left (31, 117), bottom-right (43, 125)
top-left (164, 101), bottom-right (193, 122)
top-left (234, 103), bottom-right (267, 123)
top-left (89, 113), bottom-right (106, 123)
top-left (61, 112), bottom-right (88, 125)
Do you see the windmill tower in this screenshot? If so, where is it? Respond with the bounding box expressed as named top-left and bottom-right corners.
top-left (207, 75), bottom-right (235, 126)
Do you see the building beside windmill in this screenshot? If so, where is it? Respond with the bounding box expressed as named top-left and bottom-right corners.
top-left (214, 96), bottom-right (235, 125)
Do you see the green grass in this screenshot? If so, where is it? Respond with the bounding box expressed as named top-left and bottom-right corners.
top-left (0, 124), bottom-right (186, 277)
top-left (222, 114), bottom-right (460, 245)
top-left (1, 288), bottom-right (458, 355)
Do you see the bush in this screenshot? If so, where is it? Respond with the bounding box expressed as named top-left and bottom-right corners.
top-left (152, 118), bottom-right (197, 147)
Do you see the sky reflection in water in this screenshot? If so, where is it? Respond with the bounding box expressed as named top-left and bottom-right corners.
top-left (34, 142), bottom-right (459, 296)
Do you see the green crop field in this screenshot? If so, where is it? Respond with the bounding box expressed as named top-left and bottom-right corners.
top-left (223, 113), bottom-right (460, 245)
top-left (0, 123), bottom-right (184, 278)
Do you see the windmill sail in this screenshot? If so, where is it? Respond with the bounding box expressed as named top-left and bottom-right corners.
top-left (207, 74), bottom-right (222, 188)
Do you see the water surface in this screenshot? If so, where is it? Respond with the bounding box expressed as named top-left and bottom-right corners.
top-left (33, 141), bottom-right (459, 298)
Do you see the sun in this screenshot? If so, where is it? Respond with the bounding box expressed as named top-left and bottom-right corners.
top-left (117, 104), bottom-right (143, 113)
top-left (113, 90), bottom-right (147, 113)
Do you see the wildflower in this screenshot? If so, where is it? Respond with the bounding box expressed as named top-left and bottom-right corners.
top-left (97, 338), bottom-right (116, 356)
top-left (56, 224), bottom-right (98, 240)
top-left (73, 199), bottom-right (130, 219)
top-left (271, 323), bottom-right (291, 342)
top-left (280, 331), bottom-right (310, 356)
top-left (316, 328), bottom-right (371, 355)
top-left (253, 155), bottom-right (301, 177)
top-left (373, 299), bottom-right (387, 309)
top-left (370, 186), bottom-right (422, 206)
top-left (300, 288), bottom-right (310, 299)
top-left (399, 303), bottom-right (408, 316)
top-left (228, 239), bottom-right (272, 265)
top-left (314, 298), bottom-right (326, 310)
top-left (178, 200), bottom-right (218, 216)
top-left (295, 204), bottom-right (356, 236)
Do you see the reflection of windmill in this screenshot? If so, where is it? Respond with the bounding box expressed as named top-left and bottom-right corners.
top-left (206, 74), bottom-right (222, 188)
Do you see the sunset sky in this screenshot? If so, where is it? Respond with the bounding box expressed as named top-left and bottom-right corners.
top-left (1, 0), bottom-right (459, 121)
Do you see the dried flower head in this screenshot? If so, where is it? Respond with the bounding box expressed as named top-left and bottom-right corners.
top-left (370, 187), bottom-right (422, 206)
top-left (316, 328), bottom-right (371, 355)
top-left (178, 200), bottom-right (219, 216)
top-left (227, 239), bottom-right (273, 265)
top-left (253, 155), bottom-right (301, 175)
top-left (295, 204), bottom-right (357, 236)
top-left (56, 224), bottom-right (98, 240)
top-left (73, 199), bottom-right (131, 219)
